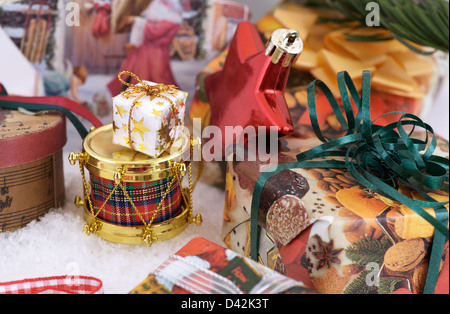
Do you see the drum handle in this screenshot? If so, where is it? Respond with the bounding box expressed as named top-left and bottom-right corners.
top-left (0, 84), bottom-right (103, 139)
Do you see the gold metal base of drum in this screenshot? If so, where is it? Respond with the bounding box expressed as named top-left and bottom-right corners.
top-left (75, 192), bottom-right (202, 246)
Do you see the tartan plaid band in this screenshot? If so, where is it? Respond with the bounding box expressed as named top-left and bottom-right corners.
top-left (0, 276), bottom-right (104, 294)
top-left (90, 174), bottom-right (182, 226)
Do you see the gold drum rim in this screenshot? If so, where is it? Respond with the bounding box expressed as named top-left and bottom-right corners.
top-left (83, 124), bottom-right (191, 182)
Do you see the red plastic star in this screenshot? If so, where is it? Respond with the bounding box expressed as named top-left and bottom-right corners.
top-left (205, 22), bottom-right (295, 156)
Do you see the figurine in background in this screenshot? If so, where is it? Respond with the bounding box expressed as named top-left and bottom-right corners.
top-left (107, 0), bottom-right (184, 96)
top-left (43, 61), bottom-right (88, 105)
top-left (171, 19), bottom-right (197, 61)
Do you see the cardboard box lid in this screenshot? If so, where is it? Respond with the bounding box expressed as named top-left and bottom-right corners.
top-left (0, 109), bottom-right (67, 168)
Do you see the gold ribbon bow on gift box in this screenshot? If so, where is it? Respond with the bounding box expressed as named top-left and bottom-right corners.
top-left (117, 71), bottom-right (181, 150)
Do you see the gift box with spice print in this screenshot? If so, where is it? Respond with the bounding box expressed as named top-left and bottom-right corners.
top-left (224, 138), bottom-right (449, 294)
top-left (222, 70), bottom-right (449, 295)
top-left (130, 237), bottom-right (317, 294)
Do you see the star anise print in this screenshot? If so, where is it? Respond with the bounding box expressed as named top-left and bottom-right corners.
top-left (159, 123), bottom-right (170, 141)
top-left (312, 235), bottom-right (344, 270)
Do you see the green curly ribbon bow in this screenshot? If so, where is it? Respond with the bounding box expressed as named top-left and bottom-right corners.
top-left (250, 71), bottom-right (449, 294)
top-left (0, 85), bottom-right (99, 139)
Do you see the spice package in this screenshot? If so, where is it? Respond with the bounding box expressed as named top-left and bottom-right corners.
top-left (130, 237), bottom-right (317, 294)
top-left (222, 123), bottom-right (449, 294)
top-left (112, 73), bottom-right (187, 158)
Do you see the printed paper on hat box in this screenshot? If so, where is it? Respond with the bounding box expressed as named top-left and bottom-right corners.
top-left (0, 109), bottom-right (66, 233)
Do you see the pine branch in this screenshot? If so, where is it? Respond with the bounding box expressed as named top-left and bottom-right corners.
top-left (289, 0), bottom-right (449, 53)
top-left (343, 270), bottom-right (378, 294)
top-left (343, 270), bottom-right (401, 294)
top-left (378, 278), bottom-right (401, 294)
top-left (345, 237), bottom-right (392, 266)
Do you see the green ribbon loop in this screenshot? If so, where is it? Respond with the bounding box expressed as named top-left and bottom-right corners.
top-left (0, 85), bottom-right (96, 139)
top-left (250, 70), bottom-right (449, 294)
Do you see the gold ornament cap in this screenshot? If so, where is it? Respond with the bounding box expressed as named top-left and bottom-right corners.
top-left (265, 28), bottom-right (303, 67)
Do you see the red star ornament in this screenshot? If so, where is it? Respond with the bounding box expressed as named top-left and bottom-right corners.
top-left (205, 21), bottom-right (303, 157)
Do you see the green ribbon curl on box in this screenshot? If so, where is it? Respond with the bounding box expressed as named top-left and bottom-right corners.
top-left (0, 84), bottom-right (102, 139)
top-left (250, 70), bottom-right (449, 294)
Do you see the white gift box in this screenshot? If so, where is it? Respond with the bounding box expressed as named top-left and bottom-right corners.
top-left (112, 81), bottom-right (187, 158)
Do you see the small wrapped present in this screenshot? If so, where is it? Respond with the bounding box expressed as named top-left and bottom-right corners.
top-left (130, 237), bottom-right (317, 294)
top-left (223, 71), bottom-right (449, 294)
top-left (113, 71), bottom-right (187, 158)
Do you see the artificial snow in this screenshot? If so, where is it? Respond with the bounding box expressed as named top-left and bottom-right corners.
top-left (0, 136), bottom-right (225, 294)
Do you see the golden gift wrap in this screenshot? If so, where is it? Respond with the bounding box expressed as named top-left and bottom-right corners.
top-left (222, 132), bottom-right (449, 294)
top-left (256, 3), bottom-right (440, 102)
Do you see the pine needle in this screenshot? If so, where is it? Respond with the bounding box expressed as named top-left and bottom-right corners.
top-left (290, 0), bottom-right (449, 53)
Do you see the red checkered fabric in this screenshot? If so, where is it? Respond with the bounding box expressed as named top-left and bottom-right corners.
top-left (0, 276), bottom-right (104, 294)
top-left (90, 174), bottom-right (182, 226)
